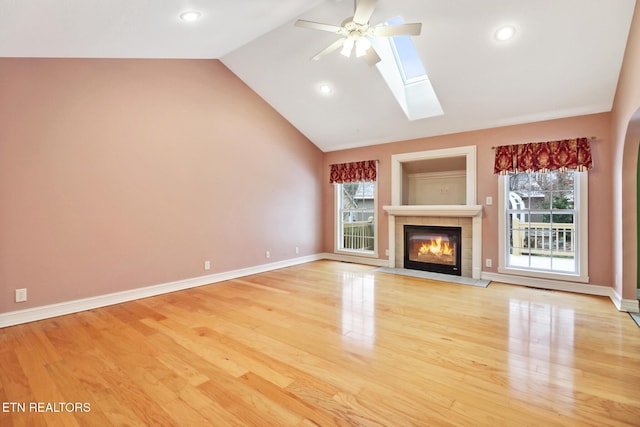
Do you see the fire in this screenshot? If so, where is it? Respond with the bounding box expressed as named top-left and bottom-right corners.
top-left (418, 237), bottom-right (453, 257)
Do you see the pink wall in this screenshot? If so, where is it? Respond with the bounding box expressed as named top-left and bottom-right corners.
top-left (0, 58), bottom-right (323, 313)
top-left (3, 24), bottom-right (636, 316)
top-left (611, 1), bottom-right (640, 300)
top-left (322, 113), bottom-right (614, 287)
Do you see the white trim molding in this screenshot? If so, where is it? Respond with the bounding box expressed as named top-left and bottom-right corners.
top-left (322, 252), bottom-right (389, 267)
top-left (383, 205), bottom-right (482, 217)
top-left (0, 254), bottom-right (324, 328)
top-left (482, 271), bottom-right (639, 313)
top-left (613, 288), bottom-right (640, 313)
top-left (2, 254), bottom-right (636, 328)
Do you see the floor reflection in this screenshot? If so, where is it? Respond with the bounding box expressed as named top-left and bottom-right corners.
top-left (341, 272), bottom-right (376, 349)
top-left (508, 298), bottom-right (575, 412)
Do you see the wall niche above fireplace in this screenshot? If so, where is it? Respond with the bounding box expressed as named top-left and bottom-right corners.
top-left (384, 145), bottom-right (482, 279)
top-left (391, 145), bottom-right (477, 207)
top-left (403, 157), bottom-right (466, 205)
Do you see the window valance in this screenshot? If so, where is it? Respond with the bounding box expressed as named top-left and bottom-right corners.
top-left (329, 160), bottom-right (377, 183)
top-left (493, 137), bottom-right (593, 175)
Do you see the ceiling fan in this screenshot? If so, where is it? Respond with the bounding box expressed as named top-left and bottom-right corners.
top-left (294, 0), bottom-right (422, 66)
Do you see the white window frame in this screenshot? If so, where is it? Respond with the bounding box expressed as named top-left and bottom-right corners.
top-left (498, 171), bottom-right (589, 283)
top-left (334, 180), bottom-right (378, 258)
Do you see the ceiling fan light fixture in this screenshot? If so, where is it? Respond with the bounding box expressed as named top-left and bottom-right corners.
top-left (295, 0), bottom-right (420, 66)
top-left (341, 37), bottom-right (355, 57)
top-left (355, 37), bottom-right (372, 58)
top-left (179, 10), bottom-right (202, 22)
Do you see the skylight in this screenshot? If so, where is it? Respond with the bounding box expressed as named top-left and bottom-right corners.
top-left (370, 17), bottom-right (443, 121)
top-left (387, 17), bottom-right (427, 82)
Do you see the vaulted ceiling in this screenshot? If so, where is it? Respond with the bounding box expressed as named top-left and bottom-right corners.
top-left (1, 0), bottom-right (636, 152)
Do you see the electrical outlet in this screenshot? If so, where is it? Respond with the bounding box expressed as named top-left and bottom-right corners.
top-left (204, 260), bottom-right (211, 271)
top-left (485, 258), bottom-right (492, 268)
top-left (295, 246), bottom-right (299, 254)
top-left (265, 250), bottom-right (270, 259)
top-left (486, 196), bottom-right (493, 205)
top-left (15, 288), bottom-right (27, 303)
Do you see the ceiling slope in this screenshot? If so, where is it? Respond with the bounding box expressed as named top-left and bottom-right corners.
top-left (222, 0), bottom-right (636, 151)
top-left (0, 0), bottom-right (635, 152)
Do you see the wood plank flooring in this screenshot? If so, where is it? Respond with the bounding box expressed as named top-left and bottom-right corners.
top-left (1, 260), bottom-right (639, 426)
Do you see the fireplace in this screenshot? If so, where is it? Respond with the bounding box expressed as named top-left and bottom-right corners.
top-left (404, 225), bottom-right (462, 276)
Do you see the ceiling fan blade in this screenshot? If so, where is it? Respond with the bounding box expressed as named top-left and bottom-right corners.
top-left (353, 0), bottom-right (377, 25)
top-left (295, 19), bottom-right (342, 34)
top-left (362, 48), bottom-right (381, 66)
top-left (370, 22), bottom-right (422, 37)
top-left (311, 38), bottom-right (346, 61)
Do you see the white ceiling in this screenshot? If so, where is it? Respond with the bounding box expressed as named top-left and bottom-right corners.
top-left (1, 0), bottom-right (636, 152)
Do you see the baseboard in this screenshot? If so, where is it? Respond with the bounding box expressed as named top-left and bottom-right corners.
top-left (482, 271), bottom-right (639, 313)
top-left (611, 289), bottom-right (640, 313)
top-left (3, 256), bottom-right (634, 328)
top-left (321, 252), bottom-right (390, 267)
top-left (0, 254), bottom-right (324, 328)
top-left (619, 298), bottom-right (640, 313)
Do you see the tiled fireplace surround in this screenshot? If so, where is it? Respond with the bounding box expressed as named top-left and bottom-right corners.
top-left (395, 216), bottom-right (473, 277)
top-left (383, 206), bottom-right (483, 279)
top-left (383, 146), bottom-right (483, 279)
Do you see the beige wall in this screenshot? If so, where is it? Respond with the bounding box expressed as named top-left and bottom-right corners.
top-left (0, 58), bottom-right (324, 313)
top-left (611, 1), bottom-right (640, 300)
top-left (322, 113), bottom-right (613, 287)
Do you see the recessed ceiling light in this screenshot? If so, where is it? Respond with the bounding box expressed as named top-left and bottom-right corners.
top-left (179, 11), bottom-right (202, 22)
top-left (318, 83), bottom-right (333, 95)
top-left (494, 25), bottom-right (516, 41)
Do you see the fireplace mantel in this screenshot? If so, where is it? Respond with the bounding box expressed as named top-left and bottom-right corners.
top-left (387, 146), bottom-right (482, 279)
top-left (383, 205), bottom-right (482, 217)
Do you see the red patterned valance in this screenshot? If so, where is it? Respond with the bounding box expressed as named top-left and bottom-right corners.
top-left (330, 160), bottom-right (377, 183)
top-left (494, 137), bottom-right (593, 174)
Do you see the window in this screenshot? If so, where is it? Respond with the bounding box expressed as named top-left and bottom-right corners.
top-left (335, 181), bottom-right (377, 255)
top-left (499, 170), bottom-right (589, 282)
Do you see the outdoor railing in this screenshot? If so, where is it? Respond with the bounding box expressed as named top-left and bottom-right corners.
top-left (512, 217), bottom-right (574, 257)
top-left (343, 221), bottom-right (374, 251)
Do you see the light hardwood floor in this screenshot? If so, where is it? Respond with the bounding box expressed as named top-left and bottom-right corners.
top-left (1, 260), bottom-right (639, 426)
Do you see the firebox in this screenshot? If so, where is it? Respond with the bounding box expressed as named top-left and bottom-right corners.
top-left (404, 225), bottom-right (462, 276)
